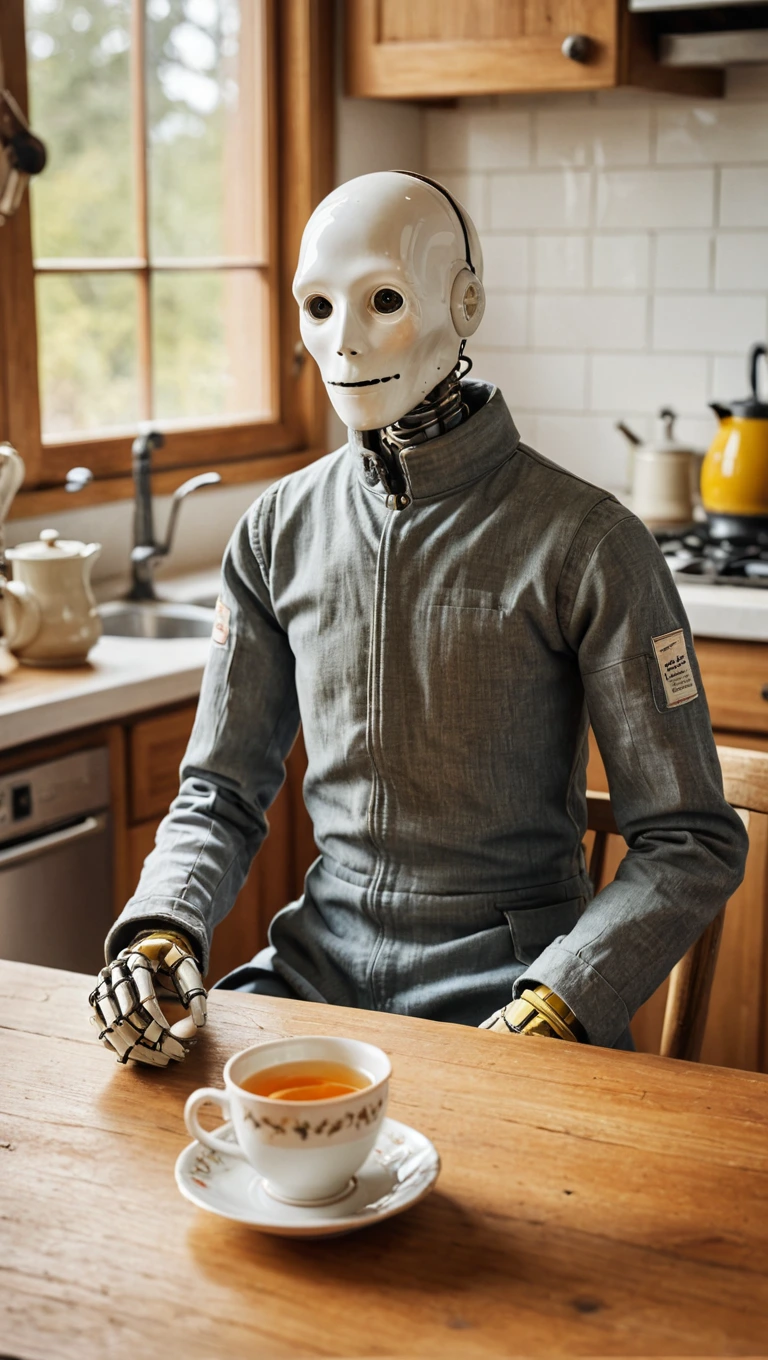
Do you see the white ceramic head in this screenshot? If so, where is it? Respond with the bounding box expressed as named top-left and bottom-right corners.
top-left (293, 170), bottom-right (485, 432)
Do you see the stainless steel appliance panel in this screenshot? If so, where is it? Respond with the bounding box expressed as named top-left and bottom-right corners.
top-left (0, 746), bottom-right (112, 974)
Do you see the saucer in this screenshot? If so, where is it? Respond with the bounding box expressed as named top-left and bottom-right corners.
top-left (175, 1116), bottom-right (440, 1238)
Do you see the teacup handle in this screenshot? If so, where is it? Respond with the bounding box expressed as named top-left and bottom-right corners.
top-left (184, 1086), bottom-right (247, 1160)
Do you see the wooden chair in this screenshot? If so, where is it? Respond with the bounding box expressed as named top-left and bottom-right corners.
top-left (586, 745), bottom-right (768, 1063)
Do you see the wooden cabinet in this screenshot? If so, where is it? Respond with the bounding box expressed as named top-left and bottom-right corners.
top-left (345, 0), bottom-right (723, 100)
top-left (587, 636), bottom-right (768, 1072)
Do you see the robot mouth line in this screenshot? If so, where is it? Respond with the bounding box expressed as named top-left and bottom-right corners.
top-left (328, 374), bottom-right (401, 388)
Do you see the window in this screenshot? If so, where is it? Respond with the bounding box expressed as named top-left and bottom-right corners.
top-left (0, 0), bottom-right (332, 511)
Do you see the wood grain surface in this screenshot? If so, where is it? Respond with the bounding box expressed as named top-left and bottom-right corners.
top-left (2, 961), bottom-right (768, 1359)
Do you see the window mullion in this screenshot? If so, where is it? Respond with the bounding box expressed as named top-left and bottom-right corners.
top-left (131, 0), bottom-right (152, 422)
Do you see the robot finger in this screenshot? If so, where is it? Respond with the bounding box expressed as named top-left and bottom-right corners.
top-left (126, 952), bottom-right (169, 1030)
top-left (110, 962), bottom-right (139, 1023)
top-left (141, 1018), bottom-right (166, 1046)
top-left (94, 989), bottom-right (120, 1032)
top-left (189, 993), bottom-right (207, 1028)
top-left (128, 1043), bottom-right (171, 1068)
top-left (478, 1007), bottom-right (506, 1030)
top-left (101, 1021), bottom-right (136, 1062)
top-left (173, 958), bottom-right (206, 1009)
top-left (157, 1031), bottom-right (187, 1062)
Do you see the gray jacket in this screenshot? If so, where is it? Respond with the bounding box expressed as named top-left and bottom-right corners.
top-left (107, 383), bottom-right (748, 1048)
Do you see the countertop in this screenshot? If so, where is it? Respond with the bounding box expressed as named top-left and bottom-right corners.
top-left (0, 568), bottom-right (219, 753)
top-left (0, 632), bottom-right (210, 752)
top-left (677, 581), bottom-right (768, 644)
top-left (4, 959), bottom-right (768, 1359)
top-left (3, 566), bottom-right (768, 756)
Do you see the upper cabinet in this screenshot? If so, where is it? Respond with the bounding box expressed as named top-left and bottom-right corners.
top-left (345, 1), bottom-right (724, 100)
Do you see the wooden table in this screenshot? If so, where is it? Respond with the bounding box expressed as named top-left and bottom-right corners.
top-left (3, 961), bottom-right (768, 1359)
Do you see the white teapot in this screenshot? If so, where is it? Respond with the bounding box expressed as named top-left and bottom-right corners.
top-left (3, 528), bottom-right (102, 666)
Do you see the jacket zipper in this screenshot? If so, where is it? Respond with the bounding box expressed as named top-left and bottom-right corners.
top-left (366, 510), bottom-right (395, 856)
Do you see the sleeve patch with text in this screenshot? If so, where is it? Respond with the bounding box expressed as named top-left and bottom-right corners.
top-left (651, 628), bottom-right (698, 708)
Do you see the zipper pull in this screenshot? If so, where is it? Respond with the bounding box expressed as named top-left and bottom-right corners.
top-left (386, 493), bottom-right (411, 511)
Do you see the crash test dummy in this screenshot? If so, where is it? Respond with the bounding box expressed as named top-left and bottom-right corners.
top-left (90, 171), bottom-right (747, 1064)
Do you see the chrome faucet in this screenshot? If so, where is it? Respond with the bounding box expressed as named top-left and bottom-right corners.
top-left (128, 431), bottom-right (221, 601)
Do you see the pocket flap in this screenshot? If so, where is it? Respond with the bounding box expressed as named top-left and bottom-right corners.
top-left (501, 897), bottom-right (583, 968)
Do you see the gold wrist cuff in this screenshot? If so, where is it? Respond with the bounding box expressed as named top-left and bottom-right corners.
top-left (131, 929), bottom-right (194, 963)
top-left (503, 984), bottom-right (583, 1042)
top-left (519, 989), bottom-right (578, 1043)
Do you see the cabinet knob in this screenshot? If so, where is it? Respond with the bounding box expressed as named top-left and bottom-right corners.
top-left (561, 33), bottom-right (594, 64)
top-left (761, 684), bottom-right (768, 701)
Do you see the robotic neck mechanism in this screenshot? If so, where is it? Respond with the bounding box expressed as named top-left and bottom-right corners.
top-left (361, 359), bottom-right (469, 508)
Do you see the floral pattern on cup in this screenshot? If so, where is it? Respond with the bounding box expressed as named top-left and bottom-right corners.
top-left (243, 1096), bottom-right (385, 1144)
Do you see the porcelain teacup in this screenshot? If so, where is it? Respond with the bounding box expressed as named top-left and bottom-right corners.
top-left (184, 1035), bottom-right (391, 1206)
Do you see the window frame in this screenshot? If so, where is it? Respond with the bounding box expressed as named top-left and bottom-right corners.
top-left (0, 0), bottom-right (334, 518)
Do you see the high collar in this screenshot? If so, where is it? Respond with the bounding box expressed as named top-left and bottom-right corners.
top-left (348, 381), bottom-right (520, 505)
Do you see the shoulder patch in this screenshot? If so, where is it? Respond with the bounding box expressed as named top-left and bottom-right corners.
top-left (652, 628), bottom-right (698, 708)
top-left (212, 598), bottom-right (230, 647)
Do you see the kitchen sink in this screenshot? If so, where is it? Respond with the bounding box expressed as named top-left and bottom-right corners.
top-left (99, 601), bottom-right (215, 639)
top-left (187, 592), bottom-right (219, 610)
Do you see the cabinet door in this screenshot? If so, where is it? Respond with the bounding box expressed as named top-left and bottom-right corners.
top-left (695, 638), bottom-right (768, 737)
top-left (346, 0), bottom-right (619, 98)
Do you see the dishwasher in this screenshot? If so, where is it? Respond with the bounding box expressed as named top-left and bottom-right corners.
top-left (0, 746), bottom-right (113, 974)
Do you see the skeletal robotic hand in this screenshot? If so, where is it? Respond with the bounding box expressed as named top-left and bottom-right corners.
top-left (479, 984), bottom-right (585, 1043)
top-left (89, 929), bottom-right (207, 1067)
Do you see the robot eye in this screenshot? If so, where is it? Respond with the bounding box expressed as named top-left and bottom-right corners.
top-left (372, 287), bottom-right (404, 315)
top-left (306, 295), bottom-right (333, 320)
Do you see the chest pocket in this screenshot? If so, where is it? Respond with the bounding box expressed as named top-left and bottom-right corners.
top-left (501, 897), bottom-right (583, 968)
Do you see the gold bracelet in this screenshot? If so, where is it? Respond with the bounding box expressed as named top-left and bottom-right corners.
top-left (131, 929), bottom-right (194, 964)
top-left (501, 984), bottom-right (584, 1042)
top-left (519, 988), bottom-right (578, 1043)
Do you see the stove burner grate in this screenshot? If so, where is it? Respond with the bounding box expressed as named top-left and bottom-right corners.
top-left (655, 525), bottom-right (768, 587)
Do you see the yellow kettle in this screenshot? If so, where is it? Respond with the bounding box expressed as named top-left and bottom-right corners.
top-left (701, 342), bottom-right (768, 540)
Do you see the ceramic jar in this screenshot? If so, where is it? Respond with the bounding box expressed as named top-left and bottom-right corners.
top-left (3, 528), bottom-right (102, 666)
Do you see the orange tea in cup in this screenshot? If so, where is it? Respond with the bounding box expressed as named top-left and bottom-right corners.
top-left (239, 1059), bottom-right (372, 1102)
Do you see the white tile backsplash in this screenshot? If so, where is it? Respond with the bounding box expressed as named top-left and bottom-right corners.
top-left (423, 87), bottom-right (768, 493)
top-left (472, 350), bottom-right (587, 411)
top-left (591, 234), bottom-right (650, 290)
top-left (656, 104), bottom-right (768, 166)
top-left (719, 167), bottom-right (768, 227)
top-left (426, 108), bottom-right (531, 171)
top-left (475, 292), bottom-right (529, 348)
top-left (653, 294), bottom-right (766, 354)
top-left (533, 294), bottom-right (647, 351)
top-left (590, 354), bottom-right (709, 414)
top-left (596, 169), bottom-right (715, 229)
top-left (715, 233), bottom-right (768, 291)
top-left (654, 233), bottom-right (712, 291)
top-left (536, 108), bottom-right (651, 168)
top-left (533, 235), bottom-right (587, 289)
top-left (478, 233), bottom-right (530, 290)
top-left (491, 170), bottom-right (591, 230)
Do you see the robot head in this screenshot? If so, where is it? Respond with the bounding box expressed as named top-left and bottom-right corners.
top-left (292, 170), bottom-right (485, 431)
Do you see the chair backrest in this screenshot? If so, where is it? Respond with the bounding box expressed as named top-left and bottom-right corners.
top-left (586, 745), bottom-right (768, 1063)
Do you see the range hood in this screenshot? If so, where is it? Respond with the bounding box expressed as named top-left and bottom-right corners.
top-left (629, 1), bottom-right (768, 63)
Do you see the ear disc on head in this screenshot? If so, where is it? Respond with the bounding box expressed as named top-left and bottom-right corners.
top-left (450, 267), bottom-right (485, 338)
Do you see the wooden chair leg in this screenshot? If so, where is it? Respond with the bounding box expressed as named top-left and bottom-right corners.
top-left (660, 908), bottom-right (726, 1063)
